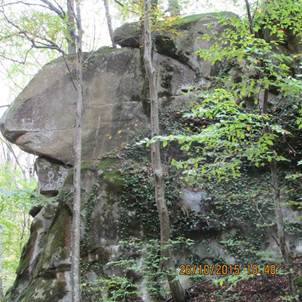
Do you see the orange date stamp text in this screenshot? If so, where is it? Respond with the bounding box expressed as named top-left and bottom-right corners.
top-left (179, 263), bottom-right (279, 276)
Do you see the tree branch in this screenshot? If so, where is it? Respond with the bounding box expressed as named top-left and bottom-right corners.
top-left (39, 0), bottom-right (65, 18)
top-left (113, 0), bottom-right (124, 7)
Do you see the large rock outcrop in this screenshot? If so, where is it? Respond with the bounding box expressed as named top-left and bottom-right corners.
top-left (0, 48), bottom-right (194, 165)
top-left (0, 12), bottom-right (236, 167)
top-left (113, 12), bottom-right (237, 75)
top-left (0, 13), bottom-right (225, 302)
top-left (3, 12), bottom-right (301, 302)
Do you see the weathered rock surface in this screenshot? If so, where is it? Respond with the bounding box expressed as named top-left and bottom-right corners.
top-left (0, 12), bottom-right (239, 165)
top-left (8, 202), bottom-right (71, 302)
top-left (4, 11), bottom-right (301, 302)
top-left (35, 158), bottom-right (69, 196)
top-left (0, 47), bottom-right (195, 165)
top-left (113, 12), bottom-right (237, 75)
top-left (0, 12), bottom-right (265, 302)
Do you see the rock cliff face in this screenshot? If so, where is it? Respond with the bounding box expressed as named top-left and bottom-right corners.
top-left (1, 47), bottom-right (198, 165)
top-left (1, 12), bottom-right (301, 302)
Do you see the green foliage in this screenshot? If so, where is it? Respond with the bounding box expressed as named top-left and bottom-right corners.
top-left (139, 1), bottom-right (302, 184)
top-left (0, 163), bottom-right (37, 291)
top-left (118, 162), bottom-right (180, 239)
top-left (212, 269), bottom-right (251, 287)
top-left (139, 239), bottom-right (165, 299)
top-left (142, 88), bottom-right (290, 182)
top-left (81, 275), bottom-right (138, 302)
top-left (116, 148), bottom-right (279, 264)
top-left (115, 0), bottom-right (181, 34)
top-left (115, 0), bottom-right (144, 18)
top-left (209, 173), bottom-right (274, 261)
top-left (0, 6), bottom-right (68, 54)
top-left (136, 8), bottom-right (302, 295)
top-left (81, 237), bottom-right (192, 301)
top-left (98, 158), bottom-right (124, 192)
top-left (118, 156), bottom-right (277, 262)
top-left (18, 11), bottom-right (66, 45)
top-left (253, 0), bottom-right (302, 41)
top-left (0, 3), bottom-right (69, 97)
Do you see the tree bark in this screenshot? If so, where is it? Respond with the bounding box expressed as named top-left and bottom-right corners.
top-left (244, 0), bottom-right (254, 35)
top-left (168, 0), bottom-right (180, 16)
top-left (0, 278), bottom-right (3, 300)
top-left (143, 1), bottom-right (185, 301)
top-left (71, 0), bottom-right (83, 301)
top-left (0, 225), bottom-right (3, 300)
top-left (261, 91), bottom-right (295, 296)
top-left (271, 161), bottom-right (295, 294)
top-left (103, 0), bottom-right (116, 48)
top-left (67, 0), bottom-right (76, 54)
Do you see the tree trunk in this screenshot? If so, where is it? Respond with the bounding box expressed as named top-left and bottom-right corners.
top-left (71, 0), bottom-right (83, 301)
top-left (168, 0), bottom-right (180, 16)
top-left (0, 225), bottom-right (3, 300)
top-left (261, 91), bottom-right (296, 296)
top-left (67, 0), bottom-right (76, 54)
top-left (143, 1), bottom-right (185, 301)
top-left (0, 278), bottom-right (3, 300)
top-left (244, 0), bottom-right (254, 35)
top-left (103, 0), bottom-right (116, 48)
top-left (271, 161), bottom-right (295, 294)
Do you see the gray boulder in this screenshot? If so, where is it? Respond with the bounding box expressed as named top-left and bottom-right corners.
top-left (113, 12), bottom-right (237, 75)
top-left (0, 47), bottom-right (195, 164)
top-left (34, 158), bottom-right (69, 196)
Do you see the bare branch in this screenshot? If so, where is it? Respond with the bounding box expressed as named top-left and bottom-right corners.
top-left (0, 0), bottom-right (50, 10)
top-left (0, 5), bottom-right (79, 91)
top-left (113, 0), bottom-right (124, 7)
top-left (0, 136), bottom-right (26, 177)
top-left (52, 0), bottom-right (65, 15)
top-left (39, 0), bottom-right (65, 18)
top-left (0, 0), bottom-right (66, 18)
top-left (0, 46), bottom-right (33, 65)
top-left (1, 8), bottom-right (65, 54)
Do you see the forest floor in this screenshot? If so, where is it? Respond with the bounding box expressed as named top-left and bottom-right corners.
top-left (180, 258), bottom-right (302, 301)
top-left (187, 275), bottom-right (291, 301)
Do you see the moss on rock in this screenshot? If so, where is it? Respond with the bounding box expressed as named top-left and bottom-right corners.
top-left (17, 277), bottom-right (67, 302)
top-left (98, 158), bottom-right (124, 192)
top-left (35, 205), bottom-right (71, 274)
top-left (174, 11), bottom-right (237, 28)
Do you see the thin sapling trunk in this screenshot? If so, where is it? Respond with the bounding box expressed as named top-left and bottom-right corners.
top-left (71, 0), bottom-right (83, 301)
top-left (143, 1), bottom-right (185, 301)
